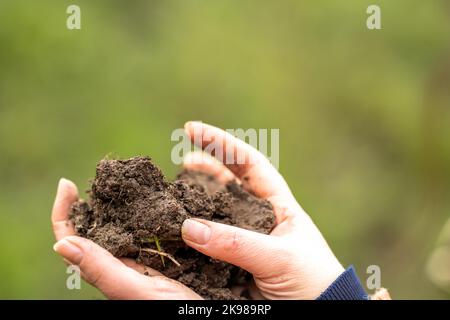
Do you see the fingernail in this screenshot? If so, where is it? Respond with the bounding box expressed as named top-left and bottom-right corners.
top-left (58, 177), bottom-right (70, 190)
top-left (184, 121), bottom-right (202, 130)
top-left (53, 238), bottom-right (84, 265)
top-left (182, 219), bottom-right (211, 245)
top-left (184, 121), bottom-right (193, 131)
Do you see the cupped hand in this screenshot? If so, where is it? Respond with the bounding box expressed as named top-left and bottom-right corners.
top-left (181, 121), bottom-right (344, 299)
top-left (52, 121), bottom-right (344, 300)
top-left (51, 179), bottom-right (201, 299)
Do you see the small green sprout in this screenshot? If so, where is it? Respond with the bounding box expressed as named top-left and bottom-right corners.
top-left (139, 236), bottom-right (181, 267)
top-left (154, 236), bottom-right (165, 267)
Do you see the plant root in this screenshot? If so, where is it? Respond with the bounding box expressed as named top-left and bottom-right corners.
top-left (140, 248), bottom-right (181, 267)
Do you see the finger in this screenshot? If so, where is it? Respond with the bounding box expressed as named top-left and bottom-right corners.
top-left (51, 178), bottom-right (78, 241)
top-left (183, 151), bottom-right (236, 185)
top-left (183, 151), bottom-right (301, 223)
top-left (54, 236), bottom-right (201, 300)
top-left (184, 121), bottom-right (292, 200)
top-left (181, 219), bottom-right (287, 278)
top-left (184, 121), bottom-right (300, 223)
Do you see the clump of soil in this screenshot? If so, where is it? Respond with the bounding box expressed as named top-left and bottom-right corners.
top-left (70, 156), bottom-right (275, 299)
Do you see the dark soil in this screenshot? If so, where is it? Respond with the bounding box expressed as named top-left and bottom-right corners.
top-left (70, 156), bottom-right (275, 299)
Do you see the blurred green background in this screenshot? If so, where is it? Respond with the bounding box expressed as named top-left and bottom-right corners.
top-left (0, 0), bottom-right (449, 299)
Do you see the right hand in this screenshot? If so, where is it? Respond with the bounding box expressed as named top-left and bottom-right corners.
top-left (181, 121), bottom-right (345, 299)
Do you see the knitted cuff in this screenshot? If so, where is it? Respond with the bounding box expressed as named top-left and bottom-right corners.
top-left (317, 266), bottom-right (369, 300)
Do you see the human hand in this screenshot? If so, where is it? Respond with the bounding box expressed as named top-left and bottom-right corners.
top-left (181, 121), bottom-right (344, 299)
top-left (51, 121), bottom-right (344, 300)
top-left (51, 179), bottom-right (201, 299)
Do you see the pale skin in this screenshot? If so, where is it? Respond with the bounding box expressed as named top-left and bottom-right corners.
top-left (52, 121), bottom-right (344, 300)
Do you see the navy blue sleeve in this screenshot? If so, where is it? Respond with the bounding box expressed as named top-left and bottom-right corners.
top-left (316, 266), bottom-right (369, 300)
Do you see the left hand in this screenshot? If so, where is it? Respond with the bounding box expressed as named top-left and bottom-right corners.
top-left (51, 178), bottom-right (201, 299)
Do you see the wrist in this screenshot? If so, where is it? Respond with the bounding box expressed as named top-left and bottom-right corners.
top-left (310, 261), bottom-right (345, 299)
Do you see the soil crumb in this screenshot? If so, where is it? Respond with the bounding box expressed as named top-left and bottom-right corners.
top-left (70, 156), bottom-right (275, 299)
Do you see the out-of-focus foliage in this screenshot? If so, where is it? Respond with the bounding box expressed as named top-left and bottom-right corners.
top-left (0, 0), bottom-right (449, 299)
top-left (427, 218), bottom-right (450, 293)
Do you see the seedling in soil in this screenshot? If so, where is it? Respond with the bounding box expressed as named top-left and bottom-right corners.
top-left (140, 248), bottom-right (181, 267)
top-left (140, 236), bottom-right (182, 267)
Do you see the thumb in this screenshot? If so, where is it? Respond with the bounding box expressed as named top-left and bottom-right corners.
top-left (181, 219), bottom-right (285, 277)
top-left (53, 236), bottom-right (200, 299)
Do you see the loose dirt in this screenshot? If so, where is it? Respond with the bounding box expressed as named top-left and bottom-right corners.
top-left (70, 156), bottom-right (275, 299)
